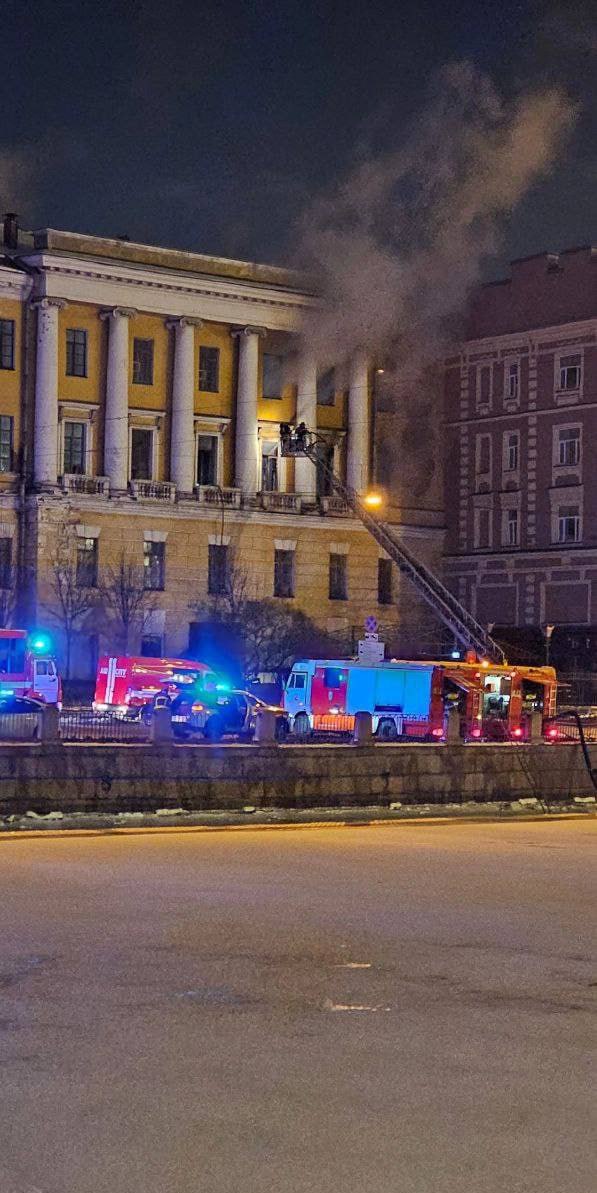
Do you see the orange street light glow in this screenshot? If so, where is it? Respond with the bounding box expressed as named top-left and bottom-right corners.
top-left (364, 492), bottom-right (383, 508)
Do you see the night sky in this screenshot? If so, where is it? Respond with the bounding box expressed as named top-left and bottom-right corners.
top-left (2, 0), bottom-right (595, 271)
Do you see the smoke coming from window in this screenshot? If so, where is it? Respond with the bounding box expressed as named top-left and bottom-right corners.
top-left (295, 63), bottom-right (576, 378)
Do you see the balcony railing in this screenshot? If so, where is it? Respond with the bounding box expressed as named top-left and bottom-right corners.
top-left (129, 480), bottom-right (176, 502)
top-left (321, 495), bottom-right (351, 516)
top-left (61, 473), bottom-right (110, 496)
top-left (196, 485), bottom-right (242, 508)
top-left (259, 491), bottom-right (302, 513)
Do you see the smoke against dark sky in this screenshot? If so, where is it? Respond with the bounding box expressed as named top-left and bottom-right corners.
top-left (295, 63), bottom-right (576, 374)
top-left (0, 0), bottom-right (592, 269)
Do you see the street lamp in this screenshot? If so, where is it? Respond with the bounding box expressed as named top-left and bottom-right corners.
top-left (363, 491), bottom-right (383, 510)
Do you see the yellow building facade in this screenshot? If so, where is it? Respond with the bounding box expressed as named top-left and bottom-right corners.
top-left (0, 220), bottom-right (443, 677)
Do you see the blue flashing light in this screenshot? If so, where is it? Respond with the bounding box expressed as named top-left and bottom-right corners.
top-left (29, 632), bottom-right (52, 655)
top-left (451, 650), bottom-right (461, 660)
top-left (215, 682), bottom-right (231, 692)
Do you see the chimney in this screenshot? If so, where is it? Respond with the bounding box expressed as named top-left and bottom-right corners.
top-left (3, 213), bottom-right (18, 249)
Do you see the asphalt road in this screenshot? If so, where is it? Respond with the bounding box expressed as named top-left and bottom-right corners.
top-left (0, 820), bottom-right (595, 1193)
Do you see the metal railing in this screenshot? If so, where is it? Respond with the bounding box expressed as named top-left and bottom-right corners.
top-left (59, 711), bottom-right (150, 743)
top-left (129, 480), bottom-right (176, 502)
top-left (0, 711), bottom-right (42, 740)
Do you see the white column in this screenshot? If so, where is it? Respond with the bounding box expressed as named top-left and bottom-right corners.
top-left (168, 317), bottom-right (201, 493)
top-left (295, 350), bottom-right (317, 497)
top-left (347, 349), bottom-right (370, 493)
top-left (33, 297), bottom-right (65, 487)
top-left (234, 327), bottom-right (263, 494)
top-left (101, 307), bottom-right (135, 491)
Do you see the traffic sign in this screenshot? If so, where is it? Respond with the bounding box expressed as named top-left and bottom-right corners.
top-left (365, 615), bottom-right (378, 633)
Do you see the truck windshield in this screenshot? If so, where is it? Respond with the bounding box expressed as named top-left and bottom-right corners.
top-left (0, 639), bottom-right (25, 674)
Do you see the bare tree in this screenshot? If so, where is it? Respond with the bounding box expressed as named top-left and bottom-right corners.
top-left (0, 565), bottom-right (18, 629)
top-left (98, 553), bottom-right (159, 655)
top-left (193, 558), bottom-right (347, 680)
top-left (47, 553), bottom-right (99, 677)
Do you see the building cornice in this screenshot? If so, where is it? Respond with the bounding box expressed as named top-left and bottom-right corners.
top-left (22, 492), bottom-right (443, 540)
top-left (449, 316), bottom-right (597, 363)
top-left (21, 251), bottom-right (318, 333)
top-left (0, 265), bottom-right (31, 298)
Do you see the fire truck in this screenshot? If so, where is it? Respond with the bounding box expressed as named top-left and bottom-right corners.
top-left (283, 657), bottom-right (557, 741)
top-left (0, 629), bottom-right (61, 705)
top-left (94, 655), bottom-right (219, 716)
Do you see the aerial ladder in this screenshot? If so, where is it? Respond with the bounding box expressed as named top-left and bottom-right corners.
top-left (280, 423), bottom-right (506, 664)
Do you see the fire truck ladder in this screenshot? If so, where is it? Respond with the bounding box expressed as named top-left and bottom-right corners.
top-left (280, 423), bottom-right (506, 664)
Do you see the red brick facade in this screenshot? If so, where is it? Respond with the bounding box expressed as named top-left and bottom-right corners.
top-left (444, 246), bottom-right (597, 661)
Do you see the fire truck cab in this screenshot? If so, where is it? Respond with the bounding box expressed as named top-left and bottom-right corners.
top-left (0, 630), bottom-right (61, 705)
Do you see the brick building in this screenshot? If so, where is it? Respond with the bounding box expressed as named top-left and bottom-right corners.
top-left (444, 245), bottom-right (597, 670)
top-left (0, 216), bottom-right (442, 678)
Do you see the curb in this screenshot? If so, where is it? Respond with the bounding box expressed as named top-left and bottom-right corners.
top-left (1, 809), bottom-right (594, 841)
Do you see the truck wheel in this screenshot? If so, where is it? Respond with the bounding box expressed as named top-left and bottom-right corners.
top-left (377, 718), bottom-right (398, 741)
top-left (294, 712), bottom-right (311, 740)
top-left (204, 714), bottom-right (224, 743)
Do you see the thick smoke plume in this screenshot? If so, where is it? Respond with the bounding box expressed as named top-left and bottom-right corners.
top-left (296, 63), bottom-right (576, 377)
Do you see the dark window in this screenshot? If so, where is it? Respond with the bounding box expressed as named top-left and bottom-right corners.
top-left (477, 435), bottom-right (491, 475)
top-left (130, 428), bottom-right (153, 480)
top-left (143, 540), bottom-right (165, 590)
top-left (558, 506), bottom-right (580, 544)
top-left (316, 443), bottom-right (334, 497)
top-left (141, 634), bottom-right (163, 657)
top-left (261, 441), bottom-right (278, 492)
top-left (66, 328), bottom-right (87, 377)
top-left (76, 537), bottom-right (98, 587)
top-left (274, 549), bottom-right (295, 598)
top-left (476, 508), bottom-right (491, 550)
top-left (0, 416), bottom-right (13, 472)
top-left (199, 346), bottom-right (220, 392)
top-left (478, 365), bottom-right (491, 406)
top-left (197, 435), bottom-right (218, 486)
top-left (559, 354), bottom-right (581, 391)
top-left (0, 537), bottom-right (12, 588)
top-left (292, 672), bottom-right (306, 690)
top-left (0, 320), bottom-right (15, 370)
top-left (378, 557), bottom-right (393, 604)
top-left (329, 553), bottom-right (347, 600)
top-left (63, 421), bottom-right (86, 474)
top-left (132, 338), bottom-right (154, 385)
top-left (317, 368), bottom-right (335, 406)
top-left (208, 543), bottom-right (228, 595)
top-left (558, 427), bottom-right (580, 466)
top-left (262, 353), bottom-right (283, 398)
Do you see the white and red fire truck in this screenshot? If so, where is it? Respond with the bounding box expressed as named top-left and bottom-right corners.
top-left (283, 658), bottom-right (557, 741)
top-left (93, 655), bottom-right (219, 716)
top-left (0, 629), bottom-right (61, 705)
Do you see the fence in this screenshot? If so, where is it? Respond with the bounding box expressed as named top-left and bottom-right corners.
top-left (59, 711), bottom-right (150, 743)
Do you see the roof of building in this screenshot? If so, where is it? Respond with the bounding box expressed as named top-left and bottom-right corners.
top-left (28, 227), bottom-right (314, 294)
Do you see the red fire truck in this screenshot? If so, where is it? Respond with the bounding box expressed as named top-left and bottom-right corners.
top-left (283, 658), bottom-right (557, 741)
top-left (94, 655), bottom-right (219, 716)
top-left (0, 629), bottom-right (61, 705)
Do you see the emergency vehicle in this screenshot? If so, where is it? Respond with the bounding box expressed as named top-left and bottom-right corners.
top-left (94, 655), bottom-right (219, 716)
top-left (0, 629), bottom-right (61, 705)
top-left (283, 658), bottom-right (557, 741)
